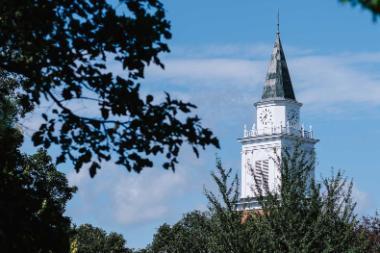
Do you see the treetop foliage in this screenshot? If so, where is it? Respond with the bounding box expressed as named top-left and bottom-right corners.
top-left (148, 212), bottom-right (212, 253)
top-left (148, 148), bottom-right (374, 253)
top-left (0, 0), bottom-right (219, 177)
top-left (340, 0), bottom-right (380, 18)
top-left (0, 149), bottom-right (77, 253)
top-left (250, 146), bottom-right (361, 252)
top-left (0, 78), bottom-right (77, 253)
top-left (0, 70), bottom-right (34, 168)
top-left (70, 224), bottom-right (132, 253)
top-left (358, 213), bottom-right (380, 252)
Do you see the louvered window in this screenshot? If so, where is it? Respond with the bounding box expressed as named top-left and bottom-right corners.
top-left (254, 160), bottom-right (269, 188)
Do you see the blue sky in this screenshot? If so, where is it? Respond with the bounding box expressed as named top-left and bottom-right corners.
top-left (22, 0), bottom-right (380, 249)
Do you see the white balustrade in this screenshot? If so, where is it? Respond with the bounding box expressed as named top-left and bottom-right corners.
top-left (243, 124), bottom-right (314, 139)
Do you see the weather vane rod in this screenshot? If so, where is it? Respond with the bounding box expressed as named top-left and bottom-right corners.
top-left (277, 9), bottom-right (280, 35)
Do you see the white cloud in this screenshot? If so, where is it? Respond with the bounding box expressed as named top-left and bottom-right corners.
top-left (21, 44), bottom-right (380, 137)
top-left (112, 169), bottom-right (186, 225)
top-left (66, 158), bottom-right (201, 226)
top-left (149, 58), bottom-right (265, 86)
top-left (169, 43), bottom-right (315, 59)
top-left (291, 55), bottom-right (380, 106)
top-left (25, 44), bottom-right (380, 140)
top-left (143, 45), bottom-right (380, 116)
top-left (352, 185), bottom-right (372, 215)
top-left (67, 167), bottom-right (89, 187)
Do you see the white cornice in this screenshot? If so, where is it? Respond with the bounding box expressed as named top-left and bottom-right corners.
top-left (254, 98), bottom-right (303, 108)
top-left (238, 133), bottom-right (319, 145)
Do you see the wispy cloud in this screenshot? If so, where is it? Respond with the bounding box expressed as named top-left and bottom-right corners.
top-left (149, 58), bottom-right (265, 86)
top-left (67, 164), bottom-right (189, 225)
top-left (65, 146), bottom-right (213, 227)
top-left (169, 43), bottom-right (315, 59)
top-left (352, 185), bottom-right (372, 215)
top-left (292, 55), bottom-right (380, 107)
top-left (143, 45), bottom-right (380, 116)
top-left (26, 44), bottom-right (380, 137)
top-left (112, 169), bottom-right (186, 225)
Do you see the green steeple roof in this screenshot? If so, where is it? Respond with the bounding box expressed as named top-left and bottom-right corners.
top-left (261, 30), bottom-right (296, 101)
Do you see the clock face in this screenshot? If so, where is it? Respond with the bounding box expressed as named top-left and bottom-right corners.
top-left (287, 109), bottom-right (299, 126)
top-left (259, 108), bottom-right (273, 126)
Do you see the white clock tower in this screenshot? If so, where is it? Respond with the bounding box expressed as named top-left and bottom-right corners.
top-left (236, 24), bottom-right (319, 211)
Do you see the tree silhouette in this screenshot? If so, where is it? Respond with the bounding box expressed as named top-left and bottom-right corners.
top-left (0, 81), bottom-right (76, 252)
top-left (0, 0), bottom-right (219, 177)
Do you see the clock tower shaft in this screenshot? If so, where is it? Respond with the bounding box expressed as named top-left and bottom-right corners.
top-left (236, 23), bottom-right (318, 211)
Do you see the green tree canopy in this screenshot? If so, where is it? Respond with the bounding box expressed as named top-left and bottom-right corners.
top-left (204, 160), bottom-right (250, 253)
top-left (206, 147), bottom-right (369, 252)
top-left (148, 148), bottom-right (373, 252)
top-left (148, 211), bottom-right (212, 253)
top-left (245, 147), bottom-right (364, 252)
top-left (0, 78), bottom-right (77, 252)
top-left (0, 150), bottom-right (78, 253)
top-left (0, 71), bottom-right (32, 169)
top-left (0, 0), bottom-right (219, 177)
top-left (358, 213), bottom-right (380, 252)
top-left (71, 224), bottom-right (132, 253)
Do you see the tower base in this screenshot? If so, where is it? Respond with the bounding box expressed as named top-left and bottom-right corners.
top-left (235, 197), bottom-right (262, 211)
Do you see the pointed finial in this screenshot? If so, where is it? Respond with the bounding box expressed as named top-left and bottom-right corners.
top-left (277, 9), bottom-right (280, 35)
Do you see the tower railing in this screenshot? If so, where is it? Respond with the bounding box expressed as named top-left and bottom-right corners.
top-left (243, 124), bottom-right (314, 139)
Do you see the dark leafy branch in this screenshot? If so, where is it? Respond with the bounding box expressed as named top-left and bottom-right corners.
top-left (0, 0), bottom-right (219, 176)
top-left (340, 0), bottom-right (380, 19)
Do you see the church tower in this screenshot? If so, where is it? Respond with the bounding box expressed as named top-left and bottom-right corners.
top-left (236, 21), bottom-right (319, 211)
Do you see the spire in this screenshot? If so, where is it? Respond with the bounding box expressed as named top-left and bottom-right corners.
top-left (261, 14), bottom-right (296, 101)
